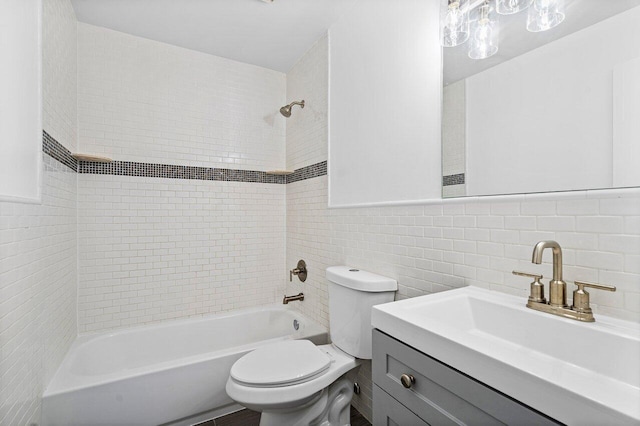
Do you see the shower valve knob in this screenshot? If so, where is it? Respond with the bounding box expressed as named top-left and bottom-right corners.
top-left (289, 260), bottom-right (307, 282)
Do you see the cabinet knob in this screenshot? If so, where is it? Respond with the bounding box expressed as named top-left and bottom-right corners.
top-left (400, 373), bottom-right (415, 388)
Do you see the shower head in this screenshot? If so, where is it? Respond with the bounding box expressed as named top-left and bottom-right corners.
top-left (280, 100), bottom-right (305, 117)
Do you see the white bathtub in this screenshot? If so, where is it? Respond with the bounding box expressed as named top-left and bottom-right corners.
top-left (42, 306), bottom-right (327, 426)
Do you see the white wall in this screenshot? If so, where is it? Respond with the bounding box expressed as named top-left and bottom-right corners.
top-left (0, 1), bottom-right (78, 423)
top-left (328, 0), bottom-right (442, 207)
top-left (286, 30), bottom-right (640, 422)
top-left (466, 7), bottom-right (640, 196)
top-left (613, 57), bottom-right (640, 187)
top-left (76, 24), bottom-right (288, 333)
top-left (0, 0), bottom-right (42, 202)
top-left (77, 23), bottom-right (286, 170)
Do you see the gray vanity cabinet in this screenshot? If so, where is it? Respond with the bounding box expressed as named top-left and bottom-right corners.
top-left (372, 329), bottom-right (560, 426)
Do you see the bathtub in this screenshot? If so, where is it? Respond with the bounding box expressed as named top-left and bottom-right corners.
top-left (42, 306), bottom-right (327, 426)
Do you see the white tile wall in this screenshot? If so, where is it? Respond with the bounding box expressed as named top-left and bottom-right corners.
top-left (285, 36), bottom-right (328, 171)
top-left (75, 25), bottom-right (291, 333)
top-left (77, 175), bottom-right (286, 333)
top-left (287, 176), bottom-right (640, 420)
top-left (0, 155), bottom-right (78, 425)
top-left (43, 0), bottom-right (78, 152)
top-left (77, 23), bottom-right (287, 170)
top-left (0, 1), bottom-right (78, 424)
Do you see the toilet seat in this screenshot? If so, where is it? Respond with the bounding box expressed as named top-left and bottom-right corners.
top-left (226, 343), bottom-right (359, 409)
top-left (230, 340), bottom-right (331, 387)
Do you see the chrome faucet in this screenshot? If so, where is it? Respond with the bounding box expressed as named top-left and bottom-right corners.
top-left (531, 240), bottom-right (567, 307)
top-left (514, 240), bottom-right (616, 322)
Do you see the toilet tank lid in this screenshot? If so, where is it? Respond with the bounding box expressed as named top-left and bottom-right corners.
top-left (326, 266), bottom-right (397, 292)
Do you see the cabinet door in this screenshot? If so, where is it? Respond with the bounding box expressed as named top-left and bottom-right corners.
top-left (373, 329), bottom-right (559, 426)
top-left (373, 385), bottom-right (428, 426)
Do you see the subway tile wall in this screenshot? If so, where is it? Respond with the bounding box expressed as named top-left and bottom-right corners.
top-left (43, 0), bottom-right (78, 152)
top-left (0, 1), bottom-right (79, 424)
top-left (75, 24), bottom-right (290, 332)
top-left (288, 177), bottom-right (640, 421)
top-left (77, 175), bottom-right (285, 332)
top-left (285, 36), bottom-right (331, 325)
top-left (0, 155), bottom-right (78, 426)
top-left (285, 36), bottom-right (328, 171)
top-left (289, 180), bottom-right (640, 323)
top-left (77, 23), bottom-right (286, 170)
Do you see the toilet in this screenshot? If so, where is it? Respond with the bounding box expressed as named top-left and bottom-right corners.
top-left (225, 266), bottom-right (397, 426)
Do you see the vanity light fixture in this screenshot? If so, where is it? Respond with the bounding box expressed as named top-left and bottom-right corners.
top-left (496, 0), bottom-right (532, 15)
top-left (440, 0), bottom-right (470, 47)
top-left (468, 0), bottom-right (499, 59)
top-left (526, 0), bottom-right (565, 32)
top-left (441, 0), bottom-right (565, 59)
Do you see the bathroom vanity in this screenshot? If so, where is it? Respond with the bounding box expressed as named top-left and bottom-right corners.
top-left (372, 329), bottom-right (558, 425)
top-left (371, 287), bottom-right (640, 426)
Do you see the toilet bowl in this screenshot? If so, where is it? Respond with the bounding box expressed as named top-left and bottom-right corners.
top-left (226, 341), bottom-right (359, 425)
top-left (225, 266), bottom-right (397, 426)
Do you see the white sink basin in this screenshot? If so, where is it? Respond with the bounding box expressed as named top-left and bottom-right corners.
top-left (372, 286), bottom-right (640, 425)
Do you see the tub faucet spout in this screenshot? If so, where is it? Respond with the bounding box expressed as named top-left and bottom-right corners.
top-left (283, 293), bottom-right (304, 304)
top-left (532, 240), bottom-right (567, 307)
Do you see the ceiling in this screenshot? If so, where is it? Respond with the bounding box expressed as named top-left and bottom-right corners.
top-left (444, 0), bottom-right (640, 85)
top-left (70, 0), bottom-right (640, 81)
top-left (70, 0), bottom-right (358, 73)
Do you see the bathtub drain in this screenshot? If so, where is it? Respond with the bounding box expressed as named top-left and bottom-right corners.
top-left (293, 319), bottom-right (300, 330)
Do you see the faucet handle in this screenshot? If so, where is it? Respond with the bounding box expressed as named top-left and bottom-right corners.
top-left (574, 280), bottom-right (616, 293)
top-left (512, 271), bottom-right (543, 280)
top-left (513, 270), bottom-right (546, 304)
top-left (571, 280), bottom-right (616, 316)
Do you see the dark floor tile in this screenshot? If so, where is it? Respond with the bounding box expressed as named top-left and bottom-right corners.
top-left (350, 406), bottom-right (371, 426)
top-left (211, 405), bottom-right (371, 426)
top-left (214, 408), bottom-right (261, 426)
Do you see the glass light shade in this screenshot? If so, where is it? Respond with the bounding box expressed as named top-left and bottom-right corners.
top-left (440, 0), bottom-right (470, 47)
top-left (527, 0), bottom-right (565, 32)
top-left (468, 1), bottom-right (499, 59)
top-left (496, 0), bottom-right (532, 15)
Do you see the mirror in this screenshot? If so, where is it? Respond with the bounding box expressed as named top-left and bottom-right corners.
top-left (442, 1), bottom-right (640, 198)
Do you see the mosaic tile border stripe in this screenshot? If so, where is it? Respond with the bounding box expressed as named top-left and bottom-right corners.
top-left (443, 173), bottom-right (465, 186)
top-left (78, 161), bottom-right (287, 184)
top-left (42, 132), bottom-right (327, 184)
top-left (286, 161), bottom-right (327, 184)
top-left (43, 130), bottom-right (78, 172)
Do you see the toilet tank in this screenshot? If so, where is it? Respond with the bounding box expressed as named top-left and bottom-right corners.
top-left (326, 266), bottom-right (397, 359)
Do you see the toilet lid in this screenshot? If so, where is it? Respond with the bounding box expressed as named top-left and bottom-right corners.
top-left (230, 340), bottom-right (331, 387)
